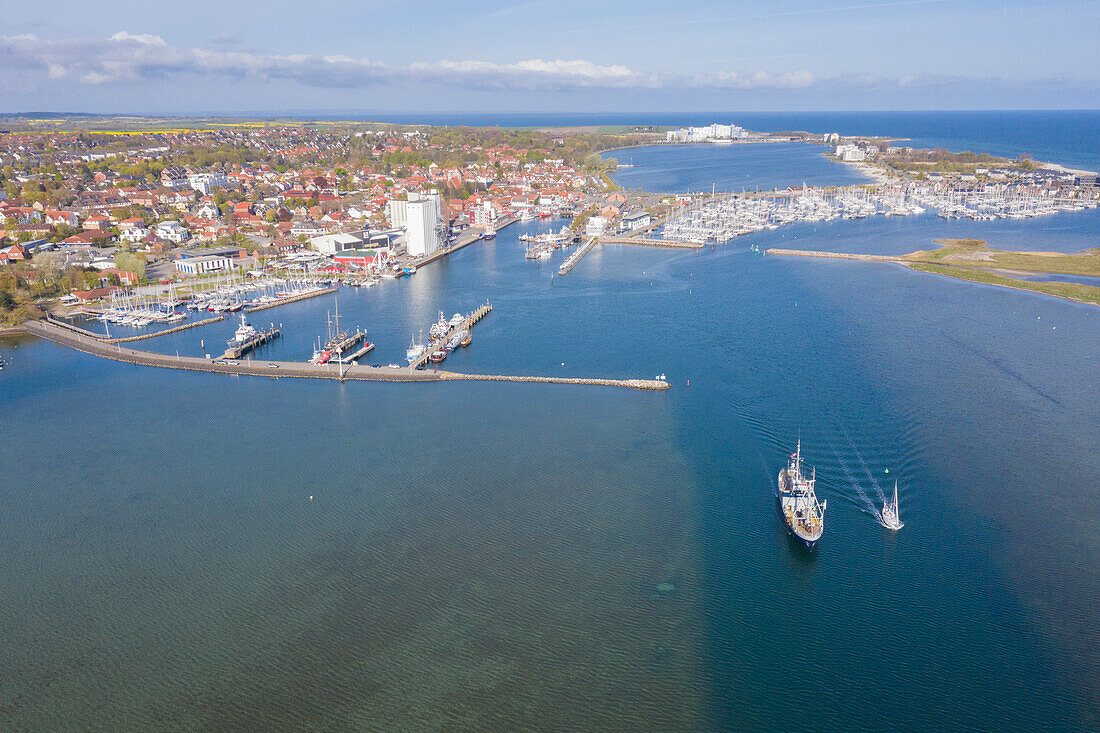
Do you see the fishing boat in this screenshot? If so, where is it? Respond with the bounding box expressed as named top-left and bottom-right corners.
top-left (448, 313), bottom-right (464, 327)
top-left (482, 225), bottom-right (496, 240)
top-left (777, 441), bottom-right (826, 551)
top-left (881, 481), bottom-right (904, 530)
top-left (406, 333), bottom-right (427, 364)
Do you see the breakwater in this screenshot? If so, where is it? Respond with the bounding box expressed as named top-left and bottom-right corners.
top-left (245, 287), bottom-right (337, 313)
top-left (600, 236), bottom-right (702, 249)
top-left (765, 248), bottom-right (904, 262)
top-left (44, 313), bottom-right (228, 344)
top-left (23, 320), bottom-right (669, 391)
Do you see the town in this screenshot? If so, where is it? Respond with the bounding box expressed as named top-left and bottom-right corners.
top-left (0, 121), bottom-right (659, 324)
top-left (1, 118), bottom-right (1096, 326)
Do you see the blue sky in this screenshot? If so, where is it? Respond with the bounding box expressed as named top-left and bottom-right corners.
top-left (1, 0), bottom-right (1097, 114)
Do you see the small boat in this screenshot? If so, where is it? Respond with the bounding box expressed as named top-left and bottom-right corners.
top-left (482, 225), bottom-right (496, 240)
top-left (460, 332), bottom-right (472, 347)
top-left (881, 481), bottom-right (904, 530)
top-left (429, 349), bottom-right (447, 363)
top-left (403, 266), bottom-right (416, 275)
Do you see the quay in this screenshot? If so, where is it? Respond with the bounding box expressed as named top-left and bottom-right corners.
top-left (559, 237), bottom-right (599, 275)
top-left (223, 325), bottom-right (281, 359)
top-left (411, 216), bottom-right (519, 269)
top-left (246, 286), bottom-right (337, 313)
top-left (22, 320), bottom-right (669, 391)
top-left (410, 302), bottom-right (493, 369)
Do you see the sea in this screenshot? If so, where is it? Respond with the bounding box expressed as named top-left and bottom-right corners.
top-left (1, 111), bottom-right (1097, 731)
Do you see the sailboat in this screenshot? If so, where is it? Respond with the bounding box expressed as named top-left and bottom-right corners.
top-left (881, 481), bottom-right (904, 530)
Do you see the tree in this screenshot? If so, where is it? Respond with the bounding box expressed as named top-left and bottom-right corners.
top-left (32, 251), bottom-right (65, 284)
top-left (114, 251), bottom-right (147, 279)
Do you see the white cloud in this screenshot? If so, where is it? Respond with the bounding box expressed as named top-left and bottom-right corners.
top-left (0, 31), bottom-right (1068, 97)
top-left (0, 32), bottom-right (836, 93)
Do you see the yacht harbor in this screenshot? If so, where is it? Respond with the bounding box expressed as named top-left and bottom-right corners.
top-left (659, 182), bottom-right (1098, 244)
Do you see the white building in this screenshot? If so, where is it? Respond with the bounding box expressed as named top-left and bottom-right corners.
top-left (834, 144), bottom-right (866, 162)
top-left (156, 220), bottom-right (190, 243)
top-left (175, 254), bottom-right (233, 275)
top-left (666, 123), bottom-right (746, 142)
top-left (188, 172), bottom-right (229, 195)
top-left (585, 216), bottom-right (608, 236)
top-left (622, 211), bottom-right (652, 231)
top-left (120, 225), bottom-right (150, 243)
top-left (404, 191), bottom-right (443, 257)
top-left (310, 232), bottom-right (364, 255)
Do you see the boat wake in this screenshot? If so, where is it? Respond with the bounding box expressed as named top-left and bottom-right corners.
top-left (826, 437), bottom-right (881, 520)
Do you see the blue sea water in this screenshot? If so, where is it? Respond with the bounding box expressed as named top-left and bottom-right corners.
top-left (604, 142), bottom-right (871, 194)
top-left (355, 110), bottom-right (1100, 172)
top-left (2, 113), bottom-right (1099, 730)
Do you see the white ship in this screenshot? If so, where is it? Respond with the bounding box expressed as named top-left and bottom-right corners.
top-left (777, 441), bottom-right (826, 550)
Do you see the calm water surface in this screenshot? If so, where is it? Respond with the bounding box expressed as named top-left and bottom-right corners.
top-left (2, 146), bottom-right (1098, 730)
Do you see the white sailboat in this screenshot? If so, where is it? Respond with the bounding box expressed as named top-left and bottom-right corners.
top-left (881, 481), bottom-right (904, 530)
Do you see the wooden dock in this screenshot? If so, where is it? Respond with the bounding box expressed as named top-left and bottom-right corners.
top-left (23, 319), bottom-right (669, 391)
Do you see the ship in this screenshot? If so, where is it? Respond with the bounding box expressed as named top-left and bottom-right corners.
top-left (881, 481), bottom-right (904, 530)
top-left (227, 313), bottom-right (258, 346)
top-left (777, 441), bottom-right (826, 550)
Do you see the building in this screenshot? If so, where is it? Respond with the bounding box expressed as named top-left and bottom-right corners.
top-left (188, 172), bottom-right (229, 195)
top-left (160, 166), bottom-right (189, 188)
top-left (834, 144), bottom-right (866, 162)
top-left (310, 231), bottom-right (365, 255)
top-left (622, 211), bottom-right (652, 232)
top-left (174, 254), bottom-right (234, 275)
top-left (155, 220), bottom-right (190, 243)
top-left (404, 191), bottom-right (443, 257)
top-left (585, 216), bottom-right (608, 236)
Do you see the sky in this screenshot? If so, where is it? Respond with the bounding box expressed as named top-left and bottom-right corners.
top-left (0, 0), bottom-right (1097, 114)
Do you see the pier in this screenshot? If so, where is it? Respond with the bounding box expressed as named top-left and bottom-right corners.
top-left (599, 236), bottom-right (703, 248)
top-left (409, 302), bottom-right (493, 369)
top-left (246, 286), bottom-right (337, 313)
top-left (223, 325), bottom-right (281, 359)
top-left (559, 237), bottom-right (599, 275)
top-left (23, 319), bottom-right (669, 391)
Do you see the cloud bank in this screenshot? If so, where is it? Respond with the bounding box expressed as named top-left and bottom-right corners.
top-left (1, 31), bottom-right (1087, 103)
top-left (0, 32), bottom-right (836, 92)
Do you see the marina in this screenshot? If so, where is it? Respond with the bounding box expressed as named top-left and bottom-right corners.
top-left (656, 184), bottom-right (1097, 245)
